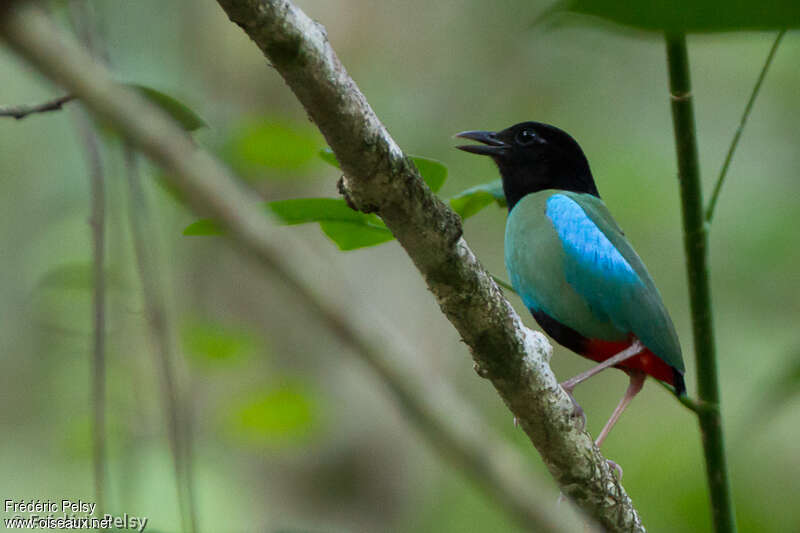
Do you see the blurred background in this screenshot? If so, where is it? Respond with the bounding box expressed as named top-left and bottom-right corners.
top-left (1, 0), bottom-right (798, 531)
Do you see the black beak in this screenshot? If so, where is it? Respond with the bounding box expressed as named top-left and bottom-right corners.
top-left (455, 130), bottom-right (508, 156)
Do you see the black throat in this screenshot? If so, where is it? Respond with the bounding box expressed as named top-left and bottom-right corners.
top-left (496, 153), bottom-right (599, 212)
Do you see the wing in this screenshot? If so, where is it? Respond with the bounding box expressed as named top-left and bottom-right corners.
top-left (545, 193), bottom-right (684, 372)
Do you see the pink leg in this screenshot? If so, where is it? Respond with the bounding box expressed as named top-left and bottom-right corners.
top-left (560, 340), bottom-right (644, 394)
top-left (594, 370), bottom-right (646, 448)
top-left (559, 341), bottom-right (644, 428)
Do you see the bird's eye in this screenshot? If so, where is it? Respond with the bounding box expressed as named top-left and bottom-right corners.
top-left (515, 129), bottom-right (539, 146)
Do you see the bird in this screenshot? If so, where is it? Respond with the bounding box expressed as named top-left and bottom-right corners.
top-left (455, 121), bottom-right (685, 449)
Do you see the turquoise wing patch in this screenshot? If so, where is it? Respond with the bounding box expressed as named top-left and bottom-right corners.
top-left (545, 193), bottom-right (684, 372)
top-left (546, 194), bottom-right (642, 325)
top-left (546, 195), bottom-right (640, 287)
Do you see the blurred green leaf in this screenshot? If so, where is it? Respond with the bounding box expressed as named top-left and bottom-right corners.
top-left (319, 149), bottom-right (447, 192)
top-left (561, 0), bottom-right (800, 32)
top-left (268, 197), bottom-right (368, 225)
top-left (450, 192), bottom-right (494, 220)
top-left (449, 179), bottom-right (506, 219)
top-left (184, 198), bottom-right (395, 250)
top-left (227, 120), bottom-right (320, 178)
top-left (183, 219), bottom-right (222, 236)
top-left (185, 175), bottom-right (507, 246)
top-left (319, 221), bottom-right (395, 250)
top-left (227, 383), bottom-right (317, 446)
top-left (36, 262), bottom-right (126, 291)
top-left (127, 84), bottom-right (207, 131)
top-left (319, 148), bottom-right (340, 169)
top-left (412, 155), bottom-right (448, 193)
top-left (182, 320), bottom-right (257, 365)
top-left (184, 176), bottom-right (509, 245)
top-left (270, 198), bottom-right (393, 250)
top-left (29, 293), bottom-right (92, 335)
top-left (30, 263), bottom-right (126, 335)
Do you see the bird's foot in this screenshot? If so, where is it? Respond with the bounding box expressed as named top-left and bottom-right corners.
top-left (602, 458), bottom-right (624, 481)
top-left (559, 383), bottom-right (586, 430)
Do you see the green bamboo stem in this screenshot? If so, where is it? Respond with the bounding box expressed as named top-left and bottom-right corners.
top-left (665, 33), bottom-right (737, 533)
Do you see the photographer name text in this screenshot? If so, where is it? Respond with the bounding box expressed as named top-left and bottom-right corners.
top-left (3, 499), bottom-right (148, 531)
top-left (5, 499), bottom-right (96, 515)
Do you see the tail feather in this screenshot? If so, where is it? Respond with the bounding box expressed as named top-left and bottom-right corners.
top-left (672, 368), bottom-right (686, 396)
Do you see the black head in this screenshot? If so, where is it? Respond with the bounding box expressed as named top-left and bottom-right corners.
top-left (455, 121), bottom-right (599, 211)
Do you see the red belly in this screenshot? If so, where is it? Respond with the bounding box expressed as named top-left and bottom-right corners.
top-left (583, 337), bottom-right (677, 387)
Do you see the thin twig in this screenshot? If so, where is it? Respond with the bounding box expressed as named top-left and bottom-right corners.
top-left (655, 380), bottom-right (708, 415)
top-left (124, 147), bottom-right (198, 533)
top-left (66, 0), bottom-right (107, 516)
top-left (72, 107), bottom-right (106, 516)
top-left (491, 274), bottom-right (516, 294)
top-left (0, 94), bottom-right (74, 119)
top-left (665, 33), bottom-right (737, 533)
top-left (705, 30), bottom-right (786, 223)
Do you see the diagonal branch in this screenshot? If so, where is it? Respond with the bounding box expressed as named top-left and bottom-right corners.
top-left (0, 3), bottom-right (642, 530)
top-left (212, 2), bottom-right (642, 529)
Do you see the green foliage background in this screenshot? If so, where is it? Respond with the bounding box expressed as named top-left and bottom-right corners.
top-left (1, 1), bottom-right (799, 531)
